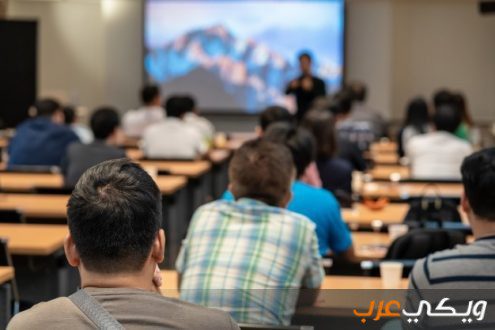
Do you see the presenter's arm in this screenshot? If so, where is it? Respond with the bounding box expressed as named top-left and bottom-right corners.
top-left (285, 79), bottom-right (300, 95)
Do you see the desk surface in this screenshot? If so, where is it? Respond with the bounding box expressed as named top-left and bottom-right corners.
top-left (0, 223), bottom-right (67, 255)
top-left (0, 193), bottom-right (69, 218)
top-left (369, 166), bottom-right (410, 181)
top-left (342, 203), bottom-right (409, 226)
top-left (369, 153), bottom-right (399, 165)
top-left (353, 232), bottom-right (390, 260)
top-left (0, 267), bottom-right (14, 284)
top-left (361, 182), bottom-right (463, 199)
top-left (370, 141), bottom-right (397, 154)
top-left (139, 160), bottom-right (211, 178)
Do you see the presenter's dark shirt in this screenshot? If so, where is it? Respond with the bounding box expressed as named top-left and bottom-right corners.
top-left (285, 75), bottom-right (326, 121)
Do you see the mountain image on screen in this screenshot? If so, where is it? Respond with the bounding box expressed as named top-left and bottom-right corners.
top-left (145, 25), bottom-right (333, 113)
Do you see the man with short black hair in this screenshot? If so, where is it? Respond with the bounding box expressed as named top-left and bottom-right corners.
top-left (62, 107), bottom-right (126, 187)
top-left (122, 84), bottom-right (165, 138)
top-left (409, 148), bottom-right (495, 289)
top-left (406, 104), bottom-right (472, 179)
top-left (142, 95), bottom-right (207, 159)
top-left (8, 98), bottom-right (80, 168)
top-left (257, 105), bottom-right (293, 135)
top-left (8, 159), bottom-right (239, 329)
top-left (177, 139), bottom-right (324, 325)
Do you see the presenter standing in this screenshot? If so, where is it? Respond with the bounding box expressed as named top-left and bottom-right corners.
top-left (285, 52), bottom-right (326, 121)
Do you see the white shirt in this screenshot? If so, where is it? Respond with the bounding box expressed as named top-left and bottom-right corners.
top-left (122, 106), bottom-right (165, 138)
top-left (183, 112), bottom-right (215, 143)
top-left (406, 131), bottom-right (473, 180)
top-left (72, 124), bottom-right (93, 144)
top-left (142, 118), bottom-right (208, 159)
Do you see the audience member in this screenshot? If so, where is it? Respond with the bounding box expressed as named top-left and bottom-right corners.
top-left (285, 52), bottom-right (326, 121)
top-left (397, 97), bottom-right (431, 158)
top-left (301, 109), bottom-right (353, 198)
top-left (142, 96), bottom-right (207, 159)
top-left (409, 148), bottom-right (495, 289)
top-left (8, 98), bottom-right (80, 168)
top-left (62, 107), bottom-right (126, 188)
top-left (177, 140), bottom-right (324, 325)
top-left (257, 105), bottom-right (293, 136)
top-left (63, 106), bottom-right (93, 144)
top-left (122, 84), bottom-right (165, 138)
top-left (406, 104), bottom-right (473, 179)
top-left (182, 95), bottom-right (215, 145)
top-left (348, 81), bottom-right (387, 138)
top-left (8, 159), bottom-right (238, 329)
top-left (452, 92), bottom-right (481, 146)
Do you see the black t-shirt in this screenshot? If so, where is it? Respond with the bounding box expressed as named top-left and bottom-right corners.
top-left (285, 75), bottom-right (326, 120)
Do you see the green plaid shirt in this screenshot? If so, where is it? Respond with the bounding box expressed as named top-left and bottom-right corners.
top-left (176, 198), bottom-right (324, 325)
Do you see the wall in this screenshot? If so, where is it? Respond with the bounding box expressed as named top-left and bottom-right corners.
top-left (6, 0), bottom-right (495, 123)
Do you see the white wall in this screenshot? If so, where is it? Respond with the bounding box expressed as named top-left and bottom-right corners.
top-left (7, 0), bottom-right (495, 122)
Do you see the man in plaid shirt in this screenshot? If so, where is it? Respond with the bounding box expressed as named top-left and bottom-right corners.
top-left (176, 139), bottom-right (324, 326)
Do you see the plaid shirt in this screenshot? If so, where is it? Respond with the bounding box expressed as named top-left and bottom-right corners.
top-left (176, 198), bottom-right (324, 325)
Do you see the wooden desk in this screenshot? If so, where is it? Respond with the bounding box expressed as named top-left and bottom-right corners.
top-left (208, 149), bottom-right (231, 164)
top-left (369, 153), bottom-right (399, 165)
top-left (353, 232), bottom-right (390, 260)
top-left (0, 267), bottom-right (13, 284)
top-left (0, 172), bottom-right (63, 190)
top-left (0, 224), bottom-right (67, 255)
top-left (0, 194), bottom-right (69, 219)
top-left (155, 176), bottom-right (188, 195)
top-left (126, 148), bottom-right (144, 161)
top-left (342, 203), bottom-right (409, 227)
top-left (139, 160), bottom-right (211, 179)
top-left (370, 141), bottom-right (397, 154)
top-left (361, 182), bottom-right (463, 199)
top-left (369, 165), bottom-right (410, 181)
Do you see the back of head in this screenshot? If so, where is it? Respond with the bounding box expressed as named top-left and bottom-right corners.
top-left (404, 97), bottom-right (430, 131)
top-left (182, 95), bottom-right (197, 113)
top-left (433, 89), bottom-right (453, 110)
top-left (461, 148), bottom-right (495, 220)
top-left (329, 89), bottom-right (353, 116)
top-left (259, 105), bottom-right (292, 132)
top-left (298, 51), bottom-right (312, 63)
top-left (349, 82), bottom-right (367, 103)
top-left (34, 98), bottom-right (61, 118)
top-left (263, 122), bottom-right (316, 178)
top-left (229, 139), bottom-right (293, 207)
top-left (452, 92), bottom-right (473, 125)
top-left (433, 104), bottom-right (461, 133)
top-left (63, 106), bottom-right (76, 125)
top-left (67, 158), bottom-right (162, 273)
top-left (165, 96), bottom-right (189, 118)
top-left (140, 84), bottom-right (160, 105)
top-left (90, 107), bottom-right (121, 140)
top-left (301, 109), bottom-right (337, 159)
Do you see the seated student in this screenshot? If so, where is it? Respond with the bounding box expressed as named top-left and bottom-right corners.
top-left (348, 81), bottom-right (387, 138)
top-left (301, 109), bottom-right (353, 197)
top-left (8, 159), bottom-right (238, 329)
top-left (396, 97), bottom-right (431, 158)
top-left (63, 105), bottom-right (94, 144)
top-left (142, 96), bottom-right (207, 159)
top-left (409, 148), bottom-right (495, 289)
top-left (182, 95), bottom-right (215, 145)
top-left (62, 107), bottom-right (126, 188)
top-left (8, 98), bottom-right (79, 168)
top-left (406, 104), bottom-right (473, 180)
top-left (122, 84), bottom-right (165, 138)
top-left (177, 140), bottom-right (324, 326)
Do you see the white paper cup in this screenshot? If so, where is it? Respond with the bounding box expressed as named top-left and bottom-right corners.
top-left (388, 224), bottom-right (409, 241)
top-left (380, 262), bottom-right (403, 289)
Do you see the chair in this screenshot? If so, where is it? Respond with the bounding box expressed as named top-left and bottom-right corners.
top-left (0, 239), bottom-right (20, 314)
top-left (384, 228), bottom-right (466, 260)
top-left (0, 210), bottom-right (25, 224)
top-left (239, 324), bottom-right (313, 330)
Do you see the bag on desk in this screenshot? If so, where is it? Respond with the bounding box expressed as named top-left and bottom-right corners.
top-left (403, 184), bottom-right (461, 227)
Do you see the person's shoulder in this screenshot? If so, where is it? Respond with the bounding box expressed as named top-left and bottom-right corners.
top-left (293, 181), bottom-right (337, 205)
top-left (8, 297), bottom-right (92, 329)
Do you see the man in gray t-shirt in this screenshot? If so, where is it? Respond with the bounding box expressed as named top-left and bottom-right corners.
top-left (9, 159), bottom-right (238, 330)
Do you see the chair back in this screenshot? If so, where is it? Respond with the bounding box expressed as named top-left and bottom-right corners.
top-left (0, 210), bottom-right (25, 224)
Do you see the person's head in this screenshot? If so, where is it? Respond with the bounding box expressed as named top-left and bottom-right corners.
top-left (298, 52), bottom-right (313, 76)
top-left (258, 105), bottom-right (293, 135)
top-left (182, 95), bottom-right (197, 114)
top-left (141, 84), bottom-right (161, 107)
top-left (349, 82), bottom-right (367, 103)
top-left (452, 92), bottom-right (473, 126)
top-left (263, 123), bottom-right (316, 179)
top-left (164, 96), bottom-right (189, 119)
top-left (229, 139), bottom-right (294, 207)
top-left (329, 89), bottom-right (353, 120)
top-left (404, 97), bottom-right (430, 132)
top-left (34, 98), bottom-right (64, 124)
top-left (433, 89), bottom-right (453, 110)
top-left (63, 106), bottom-right (76, 125)
top-left (90, 107), bottom-right (124, 145)
top-left (301, 109), bottom-right (337, 159)
top-left (433, 104), bottom-right (462, 133)
top-left (461, 148), bottom-right (495, 225)
top-left (65, 159), bottom-right (165, 277)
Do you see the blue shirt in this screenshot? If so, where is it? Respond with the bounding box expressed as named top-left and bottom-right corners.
top-left (8, 117), bottom-right (80, 167)
top-left (222, 181), bottom-right (352, 256)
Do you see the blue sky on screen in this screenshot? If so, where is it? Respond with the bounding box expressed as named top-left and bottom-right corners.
top-left (146, 0), bottom-right (344, 66)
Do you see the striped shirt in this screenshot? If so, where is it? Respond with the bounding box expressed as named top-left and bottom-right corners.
top-left (409, 236), bottom-right (495, 289)
top-left (176, 198), bottom-right (324, 325)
